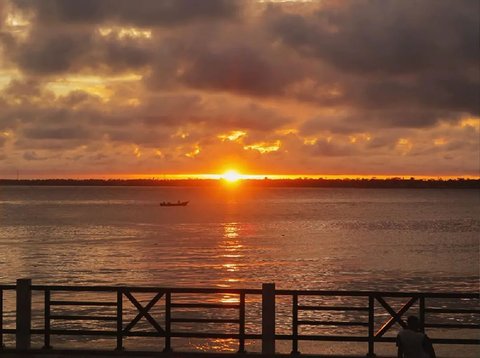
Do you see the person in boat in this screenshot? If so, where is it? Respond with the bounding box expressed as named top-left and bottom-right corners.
top-left (397, 316), bottom-right (436, 358)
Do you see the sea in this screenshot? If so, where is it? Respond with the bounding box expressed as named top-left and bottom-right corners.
top-left (0, 186), bottom-right (479, 356)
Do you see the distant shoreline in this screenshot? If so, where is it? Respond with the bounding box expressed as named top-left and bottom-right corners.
top-left (1, 178), bottom-right (479, 189)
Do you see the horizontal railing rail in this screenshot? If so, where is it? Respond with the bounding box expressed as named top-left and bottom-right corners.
top-left (31, 285), bottom-right (262, 294)
top-left (276, 289), bottom-right (480, 298)
top-left (0, 279), bottom-right (478, 356)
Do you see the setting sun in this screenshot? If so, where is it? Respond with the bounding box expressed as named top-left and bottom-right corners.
top-left (223, 170), bottom-right (242, 182)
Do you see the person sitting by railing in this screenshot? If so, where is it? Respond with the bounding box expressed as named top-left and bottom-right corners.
top-left (397, 315), bottom-right (436, 358)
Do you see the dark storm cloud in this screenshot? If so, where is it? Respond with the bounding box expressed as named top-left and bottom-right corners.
top-left (100, 35), bottom-right (153, 72)
top-left (60, 90), bottom-right (102, 107)
top-left (2, 78), bottom-right (45, 101)
top-left (268, 0), bottom-right (480, 119)
top-left (311, 138), bottom-right (354, 157)
top-left (8, 26), bottom-right (154, 75)
top-left (106, 126), bottom-right (170, 147)
top-left (139, 94), bottom-right (204, 126)
top-left (351, 76), bottom-right (480, 116)
top-left (179, 45), bottom-right (297, 97)
top-left (23, 151), bottom-right (48, 161)
top-left (23, 126), bottom-right (91, 140)
top-left (143, 22), bottom-right (308, 97)
top-left (269, 0), bottom-right (478, 75)
top-left (136, 93), bottom-right (290, 131)
top-left (0, 2), bottom-right (6, 28)
top-left (14, 0), bottom-right (239, 26)
top-left (14, 30), bottom-right (93, 75)
top-left (301, 107), bottom-right (464, 136)
top-left (6, 0), bottom-right (236, 76)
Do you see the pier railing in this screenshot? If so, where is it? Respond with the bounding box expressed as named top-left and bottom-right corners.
top-left (1, 280), bottom-right (479, 356)
top-left (276, 289), bottom-right (479, 356)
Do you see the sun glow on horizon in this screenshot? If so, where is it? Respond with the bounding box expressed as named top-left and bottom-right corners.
top-left (222, 170), bottom-right (242, 182)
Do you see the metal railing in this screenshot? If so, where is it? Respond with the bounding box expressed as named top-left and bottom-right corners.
top-left (37, 284), bottom-right (261, 353)
top-left (0, 279), bottom-right (478, 356)
top-left (276, 289), bottom-right (480, 356)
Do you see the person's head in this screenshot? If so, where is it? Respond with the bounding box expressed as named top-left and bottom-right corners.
top-left (406, 315), bottom-right (420, 330)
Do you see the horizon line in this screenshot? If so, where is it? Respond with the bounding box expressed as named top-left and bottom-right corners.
top-left (2, 174), bottom-right (480, 181)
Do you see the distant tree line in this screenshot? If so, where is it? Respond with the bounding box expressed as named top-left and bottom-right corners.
top-left (0, 178), bottom-right (479, 189)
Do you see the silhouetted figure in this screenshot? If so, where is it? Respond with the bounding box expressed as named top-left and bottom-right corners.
top-left (397, 316), bottom-right (436, 358)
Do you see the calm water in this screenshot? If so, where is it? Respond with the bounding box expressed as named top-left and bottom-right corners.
top-left (0, 186), bottom-right (479, 355)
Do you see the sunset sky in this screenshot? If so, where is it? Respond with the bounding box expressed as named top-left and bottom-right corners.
top-left (0, 0), bottom-right (478, 179)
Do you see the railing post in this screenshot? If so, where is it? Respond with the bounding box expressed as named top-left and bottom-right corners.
top-left (16, 278), bottom-right (32, 350)
top-left (291, 293), bottom-right (299, 355)
top-left (116, 288), bottom-right (123, 351)
top-left (419, 296), bottom-right (425, 333)
top-left (1, 288), bottom-right (4, 349)
top-left (43, 289), bottom-right (51, 349)
top-left (238, 292), bottom-right (246, 353)
top-left (163, 291), bottom-right (172, 353)
top-left (262, 283), bottom-right (275, 355)
top-left (367, 294), bottom-right (376, 357)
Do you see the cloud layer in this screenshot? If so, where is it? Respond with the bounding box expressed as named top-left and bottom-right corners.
top-left (0, 0), bottom-right (478, 177)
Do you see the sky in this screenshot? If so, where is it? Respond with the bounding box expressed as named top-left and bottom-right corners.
top-left (0, 0), bottom-right (478, 179)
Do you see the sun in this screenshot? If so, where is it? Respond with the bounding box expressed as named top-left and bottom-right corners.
top-left (223, 170), bottom-right (242, 182)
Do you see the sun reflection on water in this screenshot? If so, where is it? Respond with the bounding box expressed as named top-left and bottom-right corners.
top-left (220, 293), bottom-right (240, 304)
top-left (218, 222), bottom-right (246, 287)
top-left (223, 222), bottom-right (239, 239)
top-left (222, 263), bottom-right (239, 272)
top-left (193, 338), bottom-right (238, 353)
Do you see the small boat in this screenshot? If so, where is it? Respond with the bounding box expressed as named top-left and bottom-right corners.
top-left (160, 201), bottom-right (189, 207)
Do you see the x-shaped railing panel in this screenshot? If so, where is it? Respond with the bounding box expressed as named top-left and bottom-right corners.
top-left (123, 291), bottom-right (165, 335)
top-left (375, 296), bottom-right (418, 338)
